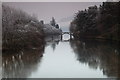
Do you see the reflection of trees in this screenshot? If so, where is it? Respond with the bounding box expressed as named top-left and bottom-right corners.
top-left (45, 35), bottom-right (60, 51)
top-left (70, 39), bottom-right (120, 78)
top-left (2, 45), bottom-right (45, 78)
top-left (51, 41), bottom-right (59, 51)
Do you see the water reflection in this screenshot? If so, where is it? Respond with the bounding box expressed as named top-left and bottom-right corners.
top-left (2, 35), bottom-right (120, 78)
top-left (70, 39), bottom-right (120, 78)
top-left (2, 46), bottom-right (45, 78)
top-left (45, 35), bottom-right (61, 51)
top-left (29, 36), bottom-right (107, 78)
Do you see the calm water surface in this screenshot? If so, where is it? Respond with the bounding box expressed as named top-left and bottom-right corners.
top-left (2, 35), bottom-right (120, 78)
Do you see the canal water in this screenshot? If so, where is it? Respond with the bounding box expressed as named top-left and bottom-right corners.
top-left (2, 35), bottom-right (120, 78)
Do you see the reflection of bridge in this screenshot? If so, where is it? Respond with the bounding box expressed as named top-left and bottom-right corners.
top-left (61, 32), bottom-right (73, 40)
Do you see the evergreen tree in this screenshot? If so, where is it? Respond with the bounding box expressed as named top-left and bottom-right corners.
top-left (50, 17), bottom-right (56, 27)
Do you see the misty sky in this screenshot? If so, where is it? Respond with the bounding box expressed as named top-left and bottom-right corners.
top-left (4, 2), bottom-right (102, 31)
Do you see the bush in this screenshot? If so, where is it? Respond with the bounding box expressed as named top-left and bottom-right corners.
top-left (2, 5), bottom-right (45, 51)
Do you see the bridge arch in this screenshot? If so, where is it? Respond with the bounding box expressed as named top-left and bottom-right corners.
top-left (61, 32), bottom-right (73, 40)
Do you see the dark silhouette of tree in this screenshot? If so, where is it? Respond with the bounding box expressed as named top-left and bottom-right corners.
top-left (55, 24), bottom-right (59, 29)
top-left (70, 2), bottom-right (120, 41)
top-left (40, 20), bottom-right (44, 25)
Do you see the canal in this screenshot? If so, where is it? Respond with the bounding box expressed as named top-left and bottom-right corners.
top-left (2, 35), bottom-right (120, 78)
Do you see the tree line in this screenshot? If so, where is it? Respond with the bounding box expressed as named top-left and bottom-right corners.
top-left (70, 2), bottom-right (120, 41)
top-left (2, 4), bottom-right (45, 51)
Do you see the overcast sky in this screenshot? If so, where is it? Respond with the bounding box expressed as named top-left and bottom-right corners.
top-left (4, 2), bottom-right (102, 31)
